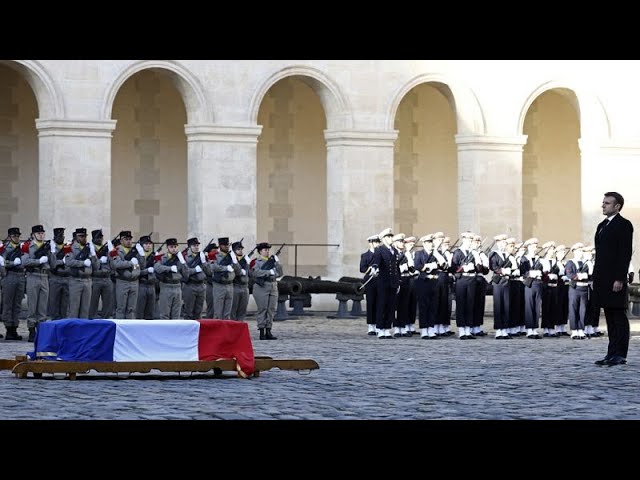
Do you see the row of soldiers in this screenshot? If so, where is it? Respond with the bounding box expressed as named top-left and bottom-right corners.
top-left (360, 228), bottom-right (634, 340)
top-left (0, 225), bottom-right (283, 341)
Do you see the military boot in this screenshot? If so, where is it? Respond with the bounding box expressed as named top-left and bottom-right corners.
top-left (28, 327), bottom-right (36, 342)
top-left (259, 328), bottom-right (266, 340)
top-left (265, 328), bottom-right (277, 340)
top-left (6, 326), bottom-right (22, 341)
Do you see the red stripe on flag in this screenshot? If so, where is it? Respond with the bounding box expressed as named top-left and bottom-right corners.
top-left (197, 320), bottom-right (255, 376)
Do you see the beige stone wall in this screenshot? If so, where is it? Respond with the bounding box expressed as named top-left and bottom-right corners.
top-left (523, 90), bottom-right (581, 245)
top-left (111, 70), bottom-right (187, 244)
top-left (257, 77), bottom-right (328, 276)
top-left (0, 65), bottom-right (38, 236)
top-left (394, 83), bottom-right (457, 238)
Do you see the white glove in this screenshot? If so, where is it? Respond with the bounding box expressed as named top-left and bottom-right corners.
top-left (100, 256), bottom-right (108, 264)
top-left (39, 256), bottom-right (48, 264)
top-left (532, 269), bottom-right (543, 279)
top-left (426, 262), bottom-right (437, 270)
top-left (513, 269), bottom-right (520, 277)
top-left (135, 243), bottom-right (144, 256)
top-left (225, 265), bottom-right (233, 272)
top-left (399, 263), bottom-right (409, 273)
top-left (89, 242), bottom-right (96, 257)
top-left (370, 267), bottom-right (378, 276)
top-left (463, 263), bottom-right (475, 272)
top-left (274, 255), bottom-right (280, 263)
top-left (50, 241), bottom-right (56, 253)
top-left (241, 269), bottom-right (246, 276)
top-left (195, 266), bottom-right (202, 273)
top-left (270, 269), bottom-right (275, 275)
top-left (578, 272), bottom-right (588, 280)
top-left (170, 265), bottom-right (178, 273)
top-left (502, 267), bottom-right (511, 275)
top-left (83, 258), bottom-right (91, 267)
top-left (0, 256), bottom-right (4, 267)
top-left (130, 257), bottom-right (139, 266)
top-left (14, 257), bottom-right (21, 266)
top-left (200, 252), bottom-right (206, 263)
top-left (147, 267), bottom-right (154, 274)
top-left (177, 251), bottom-right (186, 265)
top-left (548, 273), bottom-right (558, 281)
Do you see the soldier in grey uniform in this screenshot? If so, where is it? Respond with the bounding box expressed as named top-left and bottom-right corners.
top-left (113, 230), bottom-right (142, 319)
top-left (88, 229), bottom-right (114, 319)
top-left (230, 240), bottom-right (250, 321)
top-left (48, 227), bottom-right (70, 320)
top-left (203, 242), bottom-right (218, 318)
top-left (210, 237), bottom-right (235, 319)
top-left (66, 228), bottom-right (99, 319)
top-left (154, 238), bottom-right (185, 319)
top-left (181, 237), bottom-right (209, 320)
top-left (251, 242), bottom-right (283, 340)
top-left (136, 235), bottom-right (159, 320)
top-left (22, 224), bottom-right (53, 341)
top-left (1, 227), bottom-right (25, 340)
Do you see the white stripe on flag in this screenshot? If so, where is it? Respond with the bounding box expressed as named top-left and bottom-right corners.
top-left (111, 320), bottom-right (200, 361)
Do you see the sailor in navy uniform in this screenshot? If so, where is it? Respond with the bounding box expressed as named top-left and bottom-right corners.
top-left (488, 234), bottom-right (511, 339)
top-left (553, 244), bottom-right (571, 336)
top-left (565, 243), bottom-right (589, 339)
top-left (360, 234), bottom-right (381, 335)
top-left (451, 232), bottom-right (477, 339)
top-left (371, 228), bottom-right (400, 339)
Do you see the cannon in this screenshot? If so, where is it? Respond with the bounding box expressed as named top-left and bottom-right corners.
top-left (337, 276), bottom-right (366, 317)
top-left (629, 283), bottom-right (640, 316)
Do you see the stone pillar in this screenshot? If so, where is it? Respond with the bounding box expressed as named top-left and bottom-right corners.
top-left (37, 119), bottom-right (117, 234)
top-left (185, 124), bottom-right (262, 244)
top-left (455, 135), bottom-right (528, 239)
top-left (324, 130), bottom-right (398, 279)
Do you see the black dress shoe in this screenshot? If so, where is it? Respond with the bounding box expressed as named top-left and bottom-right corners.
top-left (606, 356), bottom-right (627, 366)
top-left (595, 357), bottom-right (611, 365)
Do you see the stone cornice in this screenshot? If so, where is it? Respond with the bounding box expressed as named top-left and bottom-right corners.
top-left (36, 119), bottom-right (117, 138)
top-left (184, 124), bottom-right (263, 144)
top-left (580, 138), bottom-right (640, 156)
top-left (455, 135), bottom-right (528, 152)
top-left (324, 130), bottom-right (398, 147)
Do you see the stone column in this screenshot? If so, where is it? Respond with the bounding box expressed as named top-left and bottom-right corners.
top-left (455, 135), bottom-right (528, 239)
top-left (185, 124), bottom-right (262, 245)
top-left (324, 130), bottom-right (398, 279)
top-left (37, 119), bottom-right (117, 234)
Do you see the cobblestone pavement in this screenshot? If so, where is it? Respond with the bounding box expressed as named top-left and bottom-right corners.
top-left (1, 315), bottom-right (639, 420)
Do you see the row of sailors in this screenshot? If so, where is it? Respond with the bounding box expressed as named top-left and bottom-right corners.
top-left (0, 226), bottom-right (282, 341)
top-left (360, 229), bottom-right (630, 340)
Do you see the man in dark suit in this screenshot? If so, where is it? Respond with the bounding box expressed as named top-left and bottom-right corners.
top-left (592, 192), bottom-right (634, 366)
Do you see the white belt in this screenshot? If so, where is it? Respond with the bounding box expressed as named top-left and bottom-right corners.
top-left (576, 281), bottom-right (590, 287)
top-left (426, 274), bottom-right (438, 279)
top-left (461, 273), bottom-right (476, 277)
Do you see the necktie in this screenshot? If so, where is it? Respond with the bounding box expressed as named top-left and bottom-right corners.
top-left (598, 219), bottom-right (610, 237)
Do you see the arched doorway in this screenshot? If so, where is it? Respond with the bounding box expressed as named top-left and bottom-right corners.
top-left (522, 88), bottom-right (581, 245)
top-left (0, 64), bottom-right (38, 235)
top-left (393, 82), bottom-right (457, 238)
top-left (256, 76), bottom-right (327, 276)
top-left (111, 69), bottom-right (188, 243)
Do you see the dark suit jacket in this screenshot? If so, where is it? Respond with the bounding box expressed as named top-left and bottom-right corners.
top-left (592, 213), bottom-right (633, 308)
top-left (371, 245), bottom-right (400, 289)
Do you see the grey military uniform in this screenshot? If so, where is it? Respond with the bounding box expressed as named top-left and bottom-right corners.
top-left (22, 241), bottom-right (53, 327)
top-left (89, 242), bottom-right (114, 319)
top-left (251, 255), bottom-right (283, 329)
top-left (113, 246), bottom-right (142, 319)
top-left (181, 251), bottom-right (210, 320)
top-left (66, 242), bottom-right (99, 319)
top-left (210, 252), bottom-right (235, 319)
top-left (48, 243), bottom-right (70, 320)
top-left (137, 252), bottom-right (159, 319)
top-left (1, 242), bottom-right (25, 328)
top-left (154, 253), bottom-right (185, 320)
top-left (230, 255), bottom-right (250, 321)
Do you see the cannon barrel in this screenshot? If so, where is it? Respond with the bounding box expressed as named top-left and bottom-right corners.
top-left (339, 276), bottom-right (364, 286)
top-left (279, 275), bottom-right (360, 295)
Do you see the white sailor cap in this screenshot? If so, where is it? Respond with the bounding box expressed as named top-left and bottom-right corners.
top-left (494, 234), bottom-right (508, 241)
top-left (570, 242), bottom-right (584, 251)
top-left (505, 237), bottom-right (517, 244)
top-left (378, 227), bottom-right (393, 239)
top-left (583, 245), bottom-right (595, 253)
top-left (541, 241), bottom-right (556, 249)
top-left (367, 235), bottom-right (380, 242)
top-left (523, 237), bottom-right (539, 246)
top-left (555, 244), bottom-right (567, 251)
top-left (472, 234), bottom-right (482, 242)
top-left (461, 231), bottom-right (475, 239)
top-left (432, 232), bottom-right (445, 239)
top-left (419, 234), bottom-right (434, 244)
top-left (404, 236), bottom-right (417, 244)
top-left (392, 233), bottom-right (406, 242)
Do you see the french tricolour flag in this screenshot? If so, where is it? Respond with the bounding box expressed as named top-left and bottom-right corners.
top-left (30, 319), bottom-right (255, 375)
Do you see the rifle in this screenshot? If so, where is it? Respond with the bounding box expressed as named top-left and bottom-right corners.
top-left (203, 237), bottom-right (216, 253)
top-left (449, 237), bottom-right (461, 252)
top-left (261, 243), bottom-right (286, 271)
top-left (33, 240), bottom-right (51, 259)
top-left (483, 239), bottom-right (496, 255)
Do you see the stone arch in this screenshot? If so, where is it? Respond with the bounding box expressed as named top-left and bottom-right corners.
top-left (517, 80), bottom-right (611, 141)
top-left (386, 73), bottom-right (486, 135)
top-left (102, 60), bottom-right (210, 124)
top-left (0, 60), bottom-right (63, 118)
top-left (249, 65), bottom-right (353, 130)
